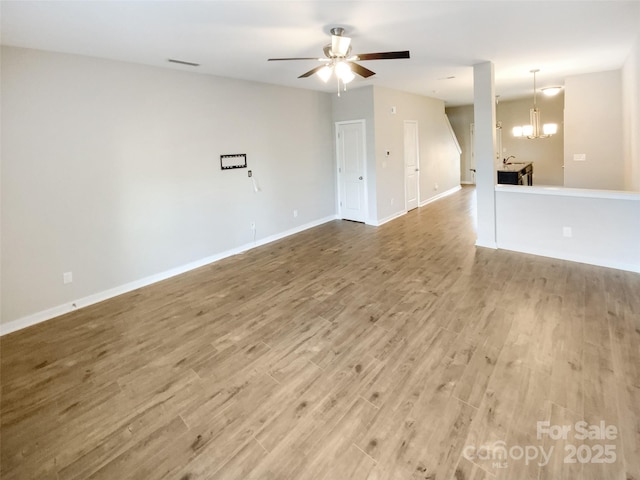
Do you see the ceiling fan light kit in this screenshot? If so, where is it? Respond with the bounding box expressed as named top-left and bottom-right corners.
top-left (513, 69), bottom-right (558, 139)
top-left (268, 27), bottom-right (410, 96)
top-left (317, 65), bottom-right (333, 83)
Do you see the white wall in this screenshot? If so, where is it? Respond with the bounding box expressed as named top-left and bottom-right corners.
top-left (1, 46), bottom-right (335, 328)
top-left (473, 62), bottom-right (498, 249)
top-left (372, 86), bottom-right (461, 223)
top-left (489, 63), bottom-right (640, 273)
top-left (564, 70), bottom-right (624, 190)
top-left (622, 34), bottom-right (640, 192)
top-left (496, 187), bottom-right (640, 273)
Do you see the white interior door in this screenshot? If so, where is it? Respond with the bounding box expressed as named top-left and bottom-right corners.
top-left (404, 121), bottom-right (420, 211)
top-left (336, 121), bottom-right (367, 222)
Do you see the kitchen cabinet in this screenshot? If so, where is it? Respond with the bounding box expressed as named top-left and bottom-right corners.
top-left (497, 162), bottom-right (533, 185)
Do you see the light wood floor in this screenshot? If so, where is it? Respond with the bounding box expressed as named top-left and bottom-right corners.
top-left (2, 186), bottom-right (639, 480)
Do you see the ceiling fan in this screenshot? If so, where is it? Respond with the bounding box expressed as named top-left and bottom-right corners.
top-left (268, 27), bottom-right (410, 94)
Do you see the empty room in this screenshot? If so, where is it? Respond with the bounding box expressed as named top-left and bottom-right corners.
top-left (1, 1), bottom-right (640, 479)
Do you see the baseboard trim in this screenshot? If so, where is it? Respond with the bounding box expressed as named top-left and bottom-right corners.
top-left (475, 239), bottom-right (498, 249)
top-left (419, 185), bottom-right (462, 207)
top-left (497, 242), bottom-right (640, 273)
top-left (374, 210), bottom-right (407, 226)
top-left (1, 215), bottom-right (339, 336)
top-left (373, 185), bottom-right (464, 226)
top-left (460, 181), bottom-right (475, 185)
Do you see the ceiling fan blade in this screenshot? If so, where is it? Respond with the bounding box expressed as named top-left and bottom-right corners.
top-left (356, 51), bottom-right (411, 61)
top-left (268, 57), bottom-right (323, 61)
top-left (349, 62), bottom-right (376, 78)
top-left (331, 34), bottom-right (352, 57)
top-left (298, 65), bottom-right (327, 78)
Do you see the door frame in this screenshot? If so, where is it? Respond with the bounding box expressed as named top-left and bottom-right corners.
top-left (403, 120), bottom-right (420, 212)
top-left (335, 119), bottom-right (368, 223)
top-left (469, 123), bottom-right (476, 184)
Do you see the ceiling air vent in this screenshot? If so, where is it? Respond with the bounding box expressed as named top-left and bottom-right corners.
top-left (168, 59), bottom-right (200, 67)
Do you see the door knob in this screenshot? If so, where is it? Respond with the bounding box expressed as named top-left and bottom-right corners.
top-left (359, 176), bottom-right (363, 180)
top-left (415, 168), bottom-right (419, 172)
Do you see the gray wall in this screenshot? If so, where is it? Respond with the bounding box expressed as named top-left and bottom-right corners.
top-left (622, 33), bottom-right (640, 192)
top-left (564, 70), bottom-right (624, 190)
top-left (447, 94), bottom-right (565, 187)
top-left (331, 86), bottom-right (377, 223)
top-left (449, 72), bottom-right (632, 190)
top-left (497, 94), bottom-right (565, 186)
top-left (372, 86), bottom-right (461, 222)
top-left (446, 105), bottom-right (475, 184)
top-left (1, 46), bottom-right (335, 325)
top-left (333, 85), bottom-right (461, 225)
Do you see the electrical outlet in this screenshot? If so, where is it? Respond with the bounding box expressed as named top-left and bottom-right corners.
top-left (293, 209), bottom-right (298, 218)
top-left (434, 183), bottom-right (439, 191)
top-left (562, 226), bottom-right (572, 238)
top-left (250, 221), bottom-right (256, 230)
top-left (390, 198), bottom-right (394, 205)
top-left (63, 272), bottom-right (73, 284)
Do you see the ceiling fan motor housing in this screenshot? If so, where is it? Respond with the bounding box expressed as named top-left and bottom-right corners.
top-left (324, 44), bottom-right (352, 59)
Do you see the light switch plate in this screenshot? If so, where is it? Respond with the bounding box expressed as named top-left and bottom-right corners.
top-left (573, 153), bottom-right (586, 161)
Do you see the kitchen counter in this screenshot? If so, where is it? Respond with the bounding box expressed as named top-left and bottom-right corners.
top-left (497, 162), bottom-right (533, 185)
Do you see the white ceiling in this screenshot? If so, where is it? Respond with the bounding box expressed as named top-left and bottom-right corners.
top-left (2, 1), bottom-right (639, 106)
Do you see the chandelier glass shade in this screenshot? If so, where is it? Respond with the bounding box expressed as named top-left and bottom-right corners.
top-left (513, 69), bottom-right (558, 139)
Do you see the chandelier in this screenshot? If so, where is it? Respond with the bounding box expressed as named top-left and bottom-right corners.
top-left (512, 69), bottom-right (558, 139)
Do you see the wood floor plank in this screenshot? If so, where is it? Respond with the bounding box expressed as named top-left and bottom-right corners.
top-left (538, 403), bottom-right (584, 480)
top-left (82, 416), bottom-right (189, 480)
top-left (453, 342), bottom-right (501, 408)
top-left (244, 359), bottom-right (383, 479)
top-left (462, 342), bottom-right (530, 477)
top-left (615, 381), bottom-right (640, 479)
top-left (495, 366), bottom-right (551, 480)
top-left (606, 279), bottom-right (640, 388)
top-left (580, 343), bottom-right (624, 480)
top-left (358, 336), bottom-right (476, 480)
top-left (453, 456), bottom-right (494, 480)
top-left (409, 398), bottom-right (476, 480)
top-left (360, 326), bottom-right (457, 413)
top-left (2, 186), bottom-right (639, 480)
top-left (583, 274), bottom-right (612, 349)
top-left (296, 397), bottom-right (378, 480)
